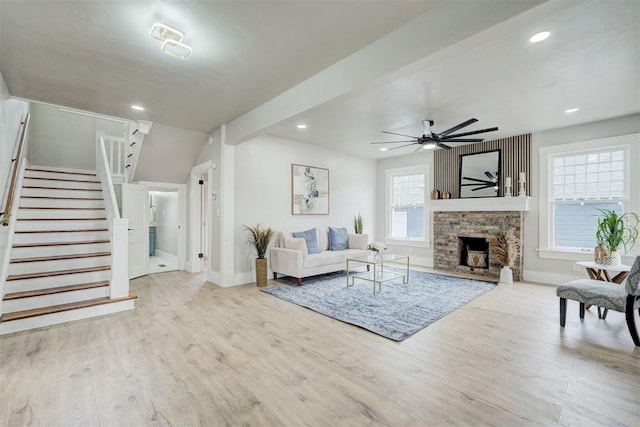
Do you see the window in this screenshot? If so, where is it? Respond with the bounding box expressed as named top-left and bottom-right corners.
top-left (538, 133), bottom-right (638, 261)
top-left (551, 149), bottom-right (625, 250)
top-left (386, 165), bottom-right (429, 244)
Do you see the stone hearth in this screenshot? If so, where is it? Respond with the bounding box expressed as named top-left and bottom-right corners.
top-left (433, 211), bottom-right (524, 280)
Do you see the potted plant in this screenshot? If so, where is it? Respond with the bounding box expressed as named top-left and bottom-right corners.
top-left (244, 224), bottom-right (274, 287)
top-left (354, 211), bottom-right (363, 234)
top-left (490, 230), bottom-right (520, 284)
top-left (595, 209), bottom-right (640, 266)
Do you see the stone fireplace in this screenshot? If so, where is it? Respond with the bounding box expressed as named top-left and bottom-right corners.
top-left (431, 198), bottom-right (528, 281)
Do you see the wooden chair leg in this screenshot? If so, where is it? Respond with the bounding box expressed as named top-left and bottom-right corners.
top-left (297, 277), bottom-right (302, 286)
top-left (625, 295), bottom-right (640, 346)
top-left (560, 298), bottom-right (567, 327)
top-left (580, 303), bottom-right (585, 319)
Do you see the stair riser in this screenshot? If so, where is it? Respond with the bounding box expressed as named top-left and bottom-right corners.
top-left (18, 209), bottom-right (107, 219)
top-left (21, 188), bottom-right (102, 199)
top-left (20, 198), bottom-right (105, 209)
top-left (4, 270), bottom-right (111, 293)
top-left (2, 287), bottom-right (110, 313)
top-left (15, 220), bottom-right (107, 232)
top-left (24, 170), bottom-right (98, 182)
top-left (8, 256), bottom-right (112, 276)
top-left (11, 242), bottom-right (111, 258)
top-left (22, 178), bottom-right (101, 190)
top-left (26, 165), bottom-right (96, 175)
top-left (0, 299), bottom-right (135, 335)
top-left (13, 230), bottom-right (109, 244)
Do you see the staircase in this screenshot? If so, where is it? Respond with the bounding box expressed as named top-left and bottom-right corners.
top-left (0, 166), bottom-right (136, 335)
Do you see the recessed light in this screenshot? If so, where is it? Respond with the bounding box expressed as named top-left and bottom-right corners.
top-left (564, 108), bottom-right (579, 113)
top-left (423, 143), bottom-right (437, 150)
top-left (379, 147), bottom-right (388, 152)
top-left (297, 124), bottom-right (307, 129)
top-left (131, 105), bottom-right (145, 111)
top-left (529, 31), bottom-right (551, 43)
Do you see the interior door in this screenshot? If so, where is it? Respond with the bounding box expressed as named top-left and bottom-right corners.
top-left (122, 183), bottom-right (149, 279)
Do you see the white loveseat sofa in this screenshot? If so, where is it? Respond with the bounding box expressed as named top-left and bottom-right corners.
top-left (270, 227), bottom-right (369, 285)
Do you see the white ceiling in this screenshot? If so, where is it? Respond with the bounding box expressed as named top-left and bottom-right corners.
top-left (1, 0), bottom-right (638, 162)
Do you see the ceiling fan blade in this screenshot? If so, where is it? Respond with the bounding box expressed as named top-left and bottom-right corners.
top-left (413, 145), bottom-right (424, 153)
top-left (441, 127), bottom-right (498, 139)
top-left (371, 140), bottom-right (417, 144)
top-left (439, 118), bottom-right (478, 136)
top-left (439, 138), bottom-right (484, 143)
top-left (382, 130), bottom-right (419, 139)
top-left (387, 142), bottom-right (418, 151)
top-left (484, 171), bottom-right (496, 180)
top-left (462, 177), bottom-right (494, 184)
top-left (436, 142), bottom-right (452, 150)
top-left (471, 183), bottom-right (498, 191)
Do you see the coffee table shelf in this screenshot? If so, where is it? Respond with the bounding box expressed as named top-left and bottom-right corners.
top-left (346, 253), bottom-right (410, 294)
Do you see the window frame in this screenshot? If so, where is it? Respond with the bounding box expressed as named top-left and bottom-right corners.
top-left (385, 164), bottom-right (430, 247)
top-left (538, 134), bottom-right (638, 261)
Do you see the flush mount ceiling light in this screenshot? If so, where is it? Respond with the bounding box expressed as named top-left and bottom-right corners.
top-left (564, 107), bottom-right (579, 113)
top-left (150, 23), bottom-right (184, 42)
top-left (529, 31), bottom-right (551, 43)
top-left (131, 104), bottom-right (145, 111)
top-left (161, 39), bottom-right (192, 60)
top-left (297, 124), bottom-right (307, 129)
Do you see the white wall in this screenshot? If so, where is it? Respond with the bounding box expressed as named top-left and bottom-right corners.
top-left (376, 150), bottom-right (435, 266)
top-left (151, 191), bottom-right (179, 256)
top-left (28, 103), bottom-right (124, 169)
top-left (233, 134), bottom-right (377, 277)
top-left (525, 113), bottom-right (640, 284)
top-left (0, 73), bottom-right (30, 205)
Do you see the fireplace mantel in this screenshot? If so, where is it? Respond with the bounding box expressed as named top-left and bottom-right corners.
top-left (429, 196), bottom-right (531, 212)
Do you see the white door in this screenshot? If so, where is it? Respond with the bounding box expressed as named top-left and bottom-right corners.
top-left (122, 183), bottom-right (148, 279)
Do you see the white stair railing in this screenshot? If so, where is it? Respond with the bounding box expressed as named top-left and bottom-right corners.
top-left (97, 131), bottom-right (127, 183)
top-left (96, 135), bottom-right (129, 299)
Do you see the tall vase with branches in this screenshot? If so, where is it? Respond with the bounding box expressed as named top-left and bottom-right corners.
top-left (491, 230), bottom-right (521, 284)
top-left (244, 224), bottom-right (274, 287)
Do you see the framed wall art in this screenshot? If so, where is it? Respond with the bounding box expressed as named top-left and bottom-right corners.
top-left (291, 164), bottom-right (329, 215)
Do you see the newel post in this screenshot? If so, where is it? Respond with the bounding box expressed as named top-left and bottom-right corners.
top-left (110, 218), bottom-right (129, 298)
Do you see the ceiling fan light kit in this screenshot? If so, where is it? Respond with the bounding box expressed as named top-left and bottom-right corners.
top-left (372, 118), bottom-right (499, 152)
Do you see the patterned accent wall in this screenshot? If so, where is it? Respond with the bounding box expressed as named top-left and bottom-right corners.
top-left (433, 134), bottom-right (531, 198)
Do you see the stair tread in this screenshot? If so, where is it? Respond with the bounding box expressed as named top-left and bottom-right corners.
top-left (26, 168), bottom-right (96, 176)
top-left (21, 196), bottom-right (103, 200)
top-left (7, 265), bottom-right (110, 281)
top-left (24, 176), bottom-right (100, 184)
top-left (11, 252), bottom-right (111, 264)
top-left (3, 281), bottom-right (109, 300)
top-left (15, 228), bottom-right (108, 233)
top-left (13, 239), bottom-right (110, 248)
top-left (18, 218), bottom-right (107, 221)
top-left (0, 292), bottom-right (137, 322)
top-left (19, 207), bottom-right (105, 210)
top-left (23, 186), bottom-right (102, 191)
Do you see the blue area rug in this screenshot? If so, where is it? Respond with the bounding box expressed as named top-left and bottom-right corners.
top-left (263, 270), bottom-right (496, 341)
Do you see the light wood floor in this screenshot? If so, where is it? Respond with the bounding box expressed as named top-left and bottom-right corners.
top-left (1, 270), bottom-right (639, 426)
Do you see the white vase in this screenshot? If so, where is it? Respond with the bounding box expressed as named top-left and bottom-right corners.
top-left (499, 266), bottom-right (513, 284)
top-left (602, 252), bottom-right (620, 266)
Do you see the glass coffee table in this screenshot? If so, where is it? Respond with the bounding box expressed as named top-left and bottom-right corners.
top-left (346, 253), bottom-right (410, 294)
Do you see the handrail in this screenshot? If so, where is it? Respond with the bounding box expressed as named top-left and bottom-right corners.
top-left (97, 135), bottom-right (121, 220)
top-left (2, 113), bottom-right (30, 226)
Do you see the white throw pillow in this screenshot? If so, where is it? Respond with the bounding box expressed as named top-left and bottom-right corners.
top-left (284, 237), bottom-right (308, 257)
top-left (348, 234), bottom-right (369, 250)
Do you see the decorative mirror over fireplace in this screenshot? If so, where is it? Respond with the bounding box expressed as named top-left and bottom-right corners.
top-left (459, 149), bottom-right (501, 198)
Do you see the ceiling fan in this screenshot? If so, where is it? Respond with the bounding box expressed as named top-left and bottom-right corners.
top-left (371, 118), bottom-right (498, 151)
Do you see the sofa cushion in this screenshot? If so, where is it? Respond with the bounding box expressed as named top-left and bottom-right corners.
top-left (292, 228), bottom-right (321, 254)
top-left (329, 227), bottom-right (348, 250)
top-left (348, 234), bottom-right (369, 250)
top-left (556, 279), bottom-right (627, 312)
top-left (284, 237), bottom-right (308, 257)
top-left (318, 228), bottom-right (330, 251)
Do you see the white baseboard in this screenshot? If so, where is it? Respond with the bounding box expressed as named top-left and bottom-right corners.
top-left (207, 269), bottom-right (222, 286)
top-left (154, 249), bottom-right (178, 264)
top-left (523, 270), bottom-right (582, 286)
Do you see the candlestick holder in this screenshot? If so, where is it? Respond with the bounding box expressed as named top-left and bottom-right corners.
top-left (518, 180), bottom-right (526, 197)
top-left (505, 183), bottom-right (512, 197)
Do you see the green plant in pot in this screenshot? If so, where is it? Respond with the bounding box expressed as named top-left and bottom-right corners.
top-left (244, 224), bottom-right (274, 287)
top-left (353, 212), bottom-right (363, 234)
top-left (595, 209), bottom-right (640, 266)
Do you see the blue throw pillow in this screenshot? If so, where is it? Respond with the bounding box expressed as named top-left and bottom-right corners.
top-left (328, 227), bottom-right (348, 251)
top-left (292, 228), bottom-right (321, 254)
